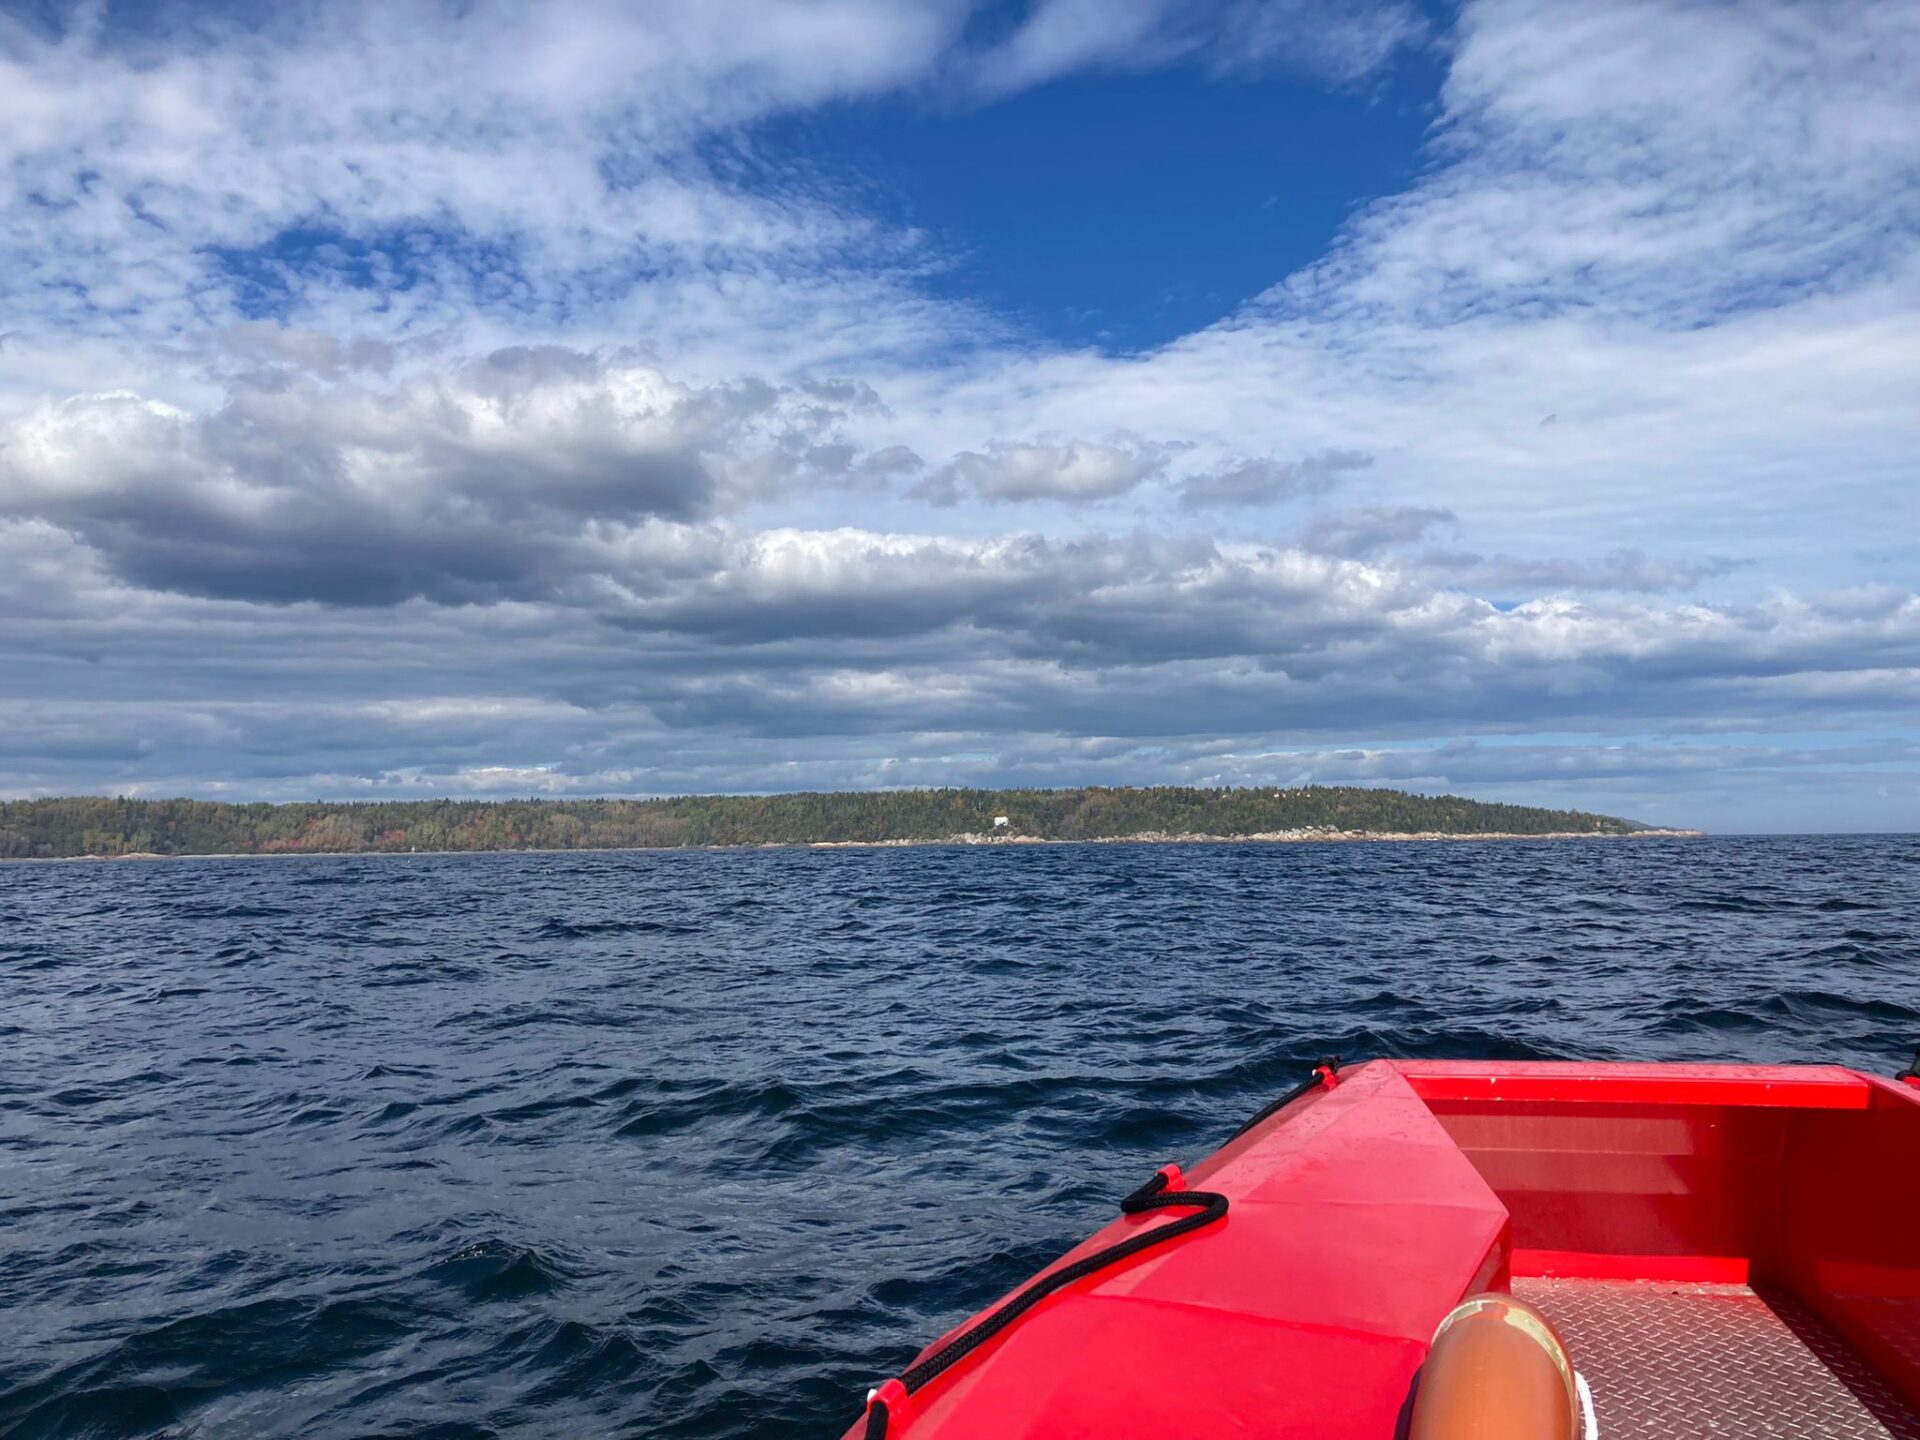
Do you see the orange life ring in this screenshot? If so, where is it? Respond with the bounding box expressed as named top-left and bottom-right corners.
top-left (1407, 1292), bottom-right (1586, 1440)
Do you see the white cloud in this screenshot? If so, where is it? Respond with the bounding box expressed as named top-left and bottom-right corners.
top-left (1299, 0), bottom-right (1920, 323)
top-left (970, 0), bottom-right (1425, 94)
top-left (0, 1), bottom-right (966, 341)
top-left (970, 0), bottom-right (1172, 94)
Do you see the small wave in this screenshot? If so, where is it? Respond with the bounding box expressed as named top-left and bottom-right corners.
top-left (1646, 1003), bottom-right (1770, 1036)
top-left (613, 1078), bottom-right (808, 1140)
top-left (362, 1063), bottom-right (437, 1080)
top-left (0, 1295), bottom-right (423, 1439)
top-left (1674, 893), bottom-right (1784, 913)
top-left (173, 902), bottom-right (295, 919)
top-left (424, 1239), bottom-right (576, 1301)
top-left (1757, 989), bottom-right (1920, 1024)
top-left (531, 916), bottom-right (697, 939)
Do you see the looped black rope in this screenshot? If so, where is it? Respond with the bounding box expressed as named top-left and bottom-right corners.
top-left (859, 1062), bottom-right (1336, 1437)
top-left (1897, 1049), bottom-right (1919, 1083)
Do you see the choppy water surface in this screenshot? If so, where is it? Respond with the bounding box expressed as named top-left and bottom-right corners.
top-left (2, 836), bottom-right (1917, 1438)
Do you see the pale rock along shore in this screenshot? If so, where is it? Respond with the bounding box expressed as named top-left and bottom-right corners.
top-left (37, 827), bottom-right (1700, 861)
top-left (807, 828), bottom-right (1703, 848)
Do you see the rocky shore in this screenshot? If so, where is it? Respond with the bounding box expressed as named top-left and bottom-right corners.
top-left (813, 827), bottom-right (1704, 848)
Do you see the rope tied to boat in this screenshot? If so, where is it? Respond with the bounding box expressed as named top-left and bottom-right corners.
top-left (858, 1059), bottom-right (1340, 1438)
top-left (1227, 1056), bottom-right (1341, 1143)
top-left (861, 1168), bottom-right (1227, 1439)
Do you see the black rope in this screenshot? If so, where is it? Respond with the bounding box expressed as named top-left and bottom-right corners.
top-left (1898, 1049), bottom-right (1919, 1083)
top-left (1225, 1055), bottom-right (1340, 1144)
top-left (862, 1170), bottom-right (1226, 1437)
top-left (859, 1062), bottom-right (1337, 1437)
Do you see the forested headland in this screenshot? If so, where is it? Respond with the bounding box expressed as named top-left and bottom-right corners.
top-left (0, 787), bottom-right (1683, 859)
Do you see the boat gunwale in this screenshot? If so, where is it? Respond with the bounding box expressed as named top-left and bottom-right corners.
top-left (1395, 1059), bottom-right (1876, 1109)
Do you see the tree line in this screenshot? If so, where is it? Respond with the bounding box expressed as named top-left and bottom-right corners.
top-left (0, 787), bottom-right (1653, 859)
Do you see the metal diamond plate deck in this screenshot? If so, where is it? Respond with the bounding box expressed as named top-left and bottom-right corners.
top-left (1512, 1278), bottom-right (1920, 1440)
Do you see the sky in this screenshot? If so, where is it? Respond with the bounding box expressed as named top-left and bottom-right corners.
top-left (0, 0), bottom-right (1916, 833)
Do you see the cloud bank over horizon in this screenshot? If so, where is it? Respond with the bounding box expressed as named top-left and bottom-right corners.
top-left (2, 0), bottom-right (1917, 832)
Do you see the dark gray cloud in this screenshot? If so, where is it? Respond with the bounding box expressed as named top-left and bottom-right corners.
top-left (0, 349), bottom-right (864, 605)
top-left (6, 485), bottom-right (1919, 834)
top-left (7, 506), bottom-right (1918, 731)
top-left (5, 337), bottom-right (1914, 829)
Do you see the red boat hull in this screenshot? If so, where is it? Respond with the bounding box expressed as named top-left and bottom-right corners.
top-left (843, 1060), bottom-right (1920, 1438)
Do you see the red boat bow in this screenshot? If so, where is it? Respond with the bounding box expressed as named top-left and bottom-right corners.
top-left (843, 1059), bottom-right (1920, 1439)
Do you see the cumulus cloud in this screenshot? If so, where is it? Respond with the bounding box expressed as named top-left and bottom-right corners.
top-left (0, 348), bottom-right (871, 604)
top-left (9, 502), bottom-right (1919, 718)
top-left (5, 503), bottom-right (1919, 830)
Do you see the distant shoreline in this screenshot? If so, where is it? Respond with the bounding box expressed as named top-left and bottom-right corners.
top-left (12, 827), bottom-right (1704, 863)
top-left (0, 787), bottom-right (1689, 861)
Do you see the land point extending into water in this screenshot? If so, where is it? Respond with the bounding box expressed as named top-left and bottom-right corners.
top-left (0, 787), bottom-right (1698, 861)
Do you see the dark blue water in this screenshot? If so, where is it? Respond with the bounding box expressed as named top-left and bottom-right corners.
top-left (2, 836), bottom-right (1916, 1439)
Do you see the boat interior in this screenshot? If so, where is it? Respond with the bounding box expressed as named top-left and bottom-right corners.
top-left (1405, 1064), bottom-right (1920, 1439)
